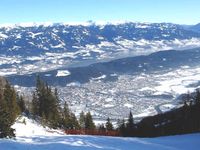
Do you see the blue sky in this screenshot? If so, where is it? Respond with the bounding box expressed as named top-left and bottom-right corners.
top-left (0, 0), bottom-right (199, 25)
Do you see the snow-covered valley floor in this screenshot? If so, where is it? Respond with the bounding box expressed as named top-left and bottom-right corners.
top-left (0, 116), bottom-right (200, 150)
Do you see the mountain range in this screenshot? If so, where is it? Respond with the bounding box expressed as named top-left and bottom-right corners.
top-left (1, 21), bottom-right (200, 120)
top-left (0, 22), bottom-right (200, 56)
top-left (1, 22), bottom-right (200, 76)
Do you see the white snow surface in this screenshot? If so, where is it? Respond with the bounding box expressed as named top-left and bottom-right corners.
top-left (12, 116), bottom-right (64, 137)
top-left (1, 133), bottom-right (200, 150)
top-left (0, 116), bottom-right (200, 150)
top-left (56, 70), bottom-right (71, 77)
top-left (0, 33), bottom-right (8, 39)
top-left (154, 67), bottom-right (200, 95)
top-left (91, 75), bottom-right (107, 81)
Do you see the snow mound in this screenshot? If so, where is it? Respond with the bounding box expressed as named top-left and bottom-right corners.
top-left (12, 116), bottom-right (64, 137)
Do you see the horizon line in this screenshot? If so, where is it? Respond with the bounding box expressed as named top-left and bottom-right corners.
top-left (0, 20), bottom-right (198, 28)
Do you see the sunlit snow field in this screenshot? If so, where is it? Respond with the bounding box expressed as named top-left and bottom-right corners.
top-left (0, 116), bottom-right (200, 150)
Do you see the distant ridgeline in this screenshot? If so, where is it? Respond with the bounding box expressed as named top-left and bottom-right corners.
top-left (7, 47), bottom-right (200, 87)
top-left (0, 22), bottom-right (200, 56)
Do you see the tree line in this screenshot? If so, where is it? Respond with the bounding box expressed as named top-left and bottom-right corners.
top-left (31, 76), bottom-right (92, 130)
top-left (1, 76), bottom-right (200, 138)
top-left (31, 76), bottom-right (114, 132)
top-left (0, 77), bottom-right (25, 138)
top-left (117, 89), bottom-right (200, 137)
top-left (0, 76), bottom-right (115, 138)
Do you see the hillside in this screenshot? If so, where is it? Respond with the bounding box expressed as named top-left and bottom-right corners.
top-left (188, 23), bottom-right (200, 33)
top-left (0, 116), bottom-right (200, 150)
top-left (7, 48), bottom-right (200, 121)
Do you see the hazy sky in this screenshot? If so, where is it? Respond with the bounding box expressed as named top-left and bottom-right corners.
top-left (0, 0), bottom-right (199, 24)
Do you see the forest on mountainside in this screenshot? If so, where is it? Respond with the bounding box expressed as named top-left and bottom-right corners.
top-left (1, 76), bottom-right (200, 138)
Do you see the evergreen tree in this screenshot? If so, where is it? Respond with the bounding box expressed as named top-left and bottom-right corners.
top-left (62, 102), bottom-right (71, 129)
top-left (54, 88), bottom-right (61, 109)
top-left (116, 119), bottom-right (122, 131)
top-left (3, 81), bottom-right (20, 121)
top-left (195, 89), bottom-right (200, 105)
top-left (79, 111), bottom-right (86, 129)
top-left (0, 109), bottom-right (15, 138)
top-left (46, 86), bottom-right (61, 128)
top-left (17, 95), bottom-right (26, 113)
top-left (31, 92), bottom-right (39, 119)
top-left (31, 76), bottom-right (62, 128)
top-left (118, 119), bottom-right (126, 136)
top-left (98, 124), bottom-right (106, 132)
top-left (85, 112), bottom-right (95, 130)
top-left (127, 111), bottom-right (134, 128)
top-left (69, 113), bottom-right (80, 129)
top-left (105, 117), bottom-right (113, 131)
top-left (126, 111), bottom-right (135, 136)
top-left (35, 76), bottom-right (46, 117)
top-left (61, 102), bottom-right (80, 129)
top-left (0, 79), bottom-right (19, 138)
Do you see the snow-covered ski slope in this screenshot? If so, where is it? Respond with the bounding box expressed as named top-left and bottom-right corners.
top-left (0, 116), bottom-right (200, 150)
top-left (0, 132), bottom-right (200, 150)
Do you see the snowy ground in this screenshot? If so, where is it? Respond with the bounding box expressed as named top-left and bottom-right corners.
top-left (0, 116), bottom-right (200, 150)
top-left (1, 133), bottom-right (200, 150)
